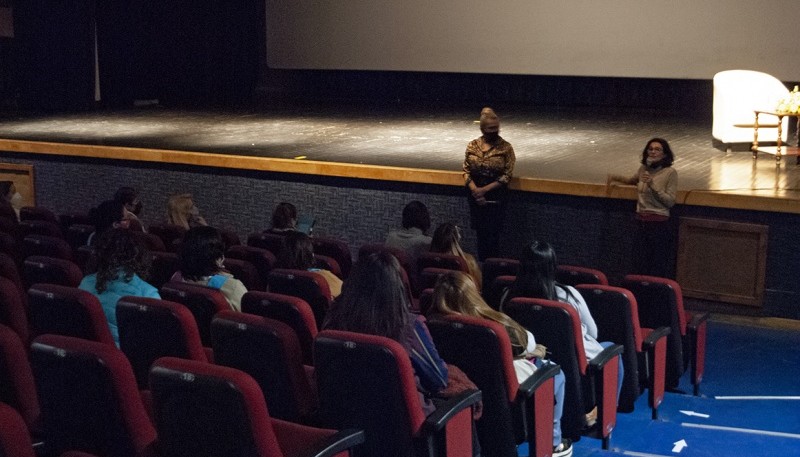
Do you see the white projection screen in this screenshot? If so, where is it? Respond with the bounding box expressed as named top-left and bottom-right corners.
top-left (266, 0), bottom-right (800, 80)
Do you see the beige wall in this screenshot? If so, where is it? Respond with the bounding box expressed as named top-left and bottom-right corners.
top-left (266, 0), bottom-right (799, 80)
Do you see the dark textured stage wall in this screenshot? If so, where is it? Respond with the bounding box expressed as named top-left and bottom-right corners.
top-left (2, 152), bottom-right (799, 319)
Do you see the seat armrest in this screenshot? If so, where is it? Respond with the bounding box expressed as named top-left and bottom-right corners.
top-left (297, 429), bottom-right (366, 457)
top-left (588, 343), bottom-right (624, 370)
top-left (516, 362), bottom-right (560, 400)
top-left (423, 389), bottom-right (482, 432)
top-left (642, 326), bottom-right (671, 349)
top-left (687, 312), bottom-right (710, 331)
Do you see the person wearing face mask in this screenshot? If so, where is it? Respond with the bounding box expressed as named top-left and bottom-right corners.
top-left (607, 138), bottom-right (678, 278)
top-left (0, 181), bottom-right (22, 221)
top-left (462, 107), bottom-right (516, 261)
top-left (113, 186), bottom-right (146, 232)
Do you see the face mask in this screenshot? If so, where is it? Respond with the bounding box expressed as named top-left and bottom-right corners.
top-left (9, 192), bottom-right (22, 208)
top-left (483, 132), bottom-right (500, 143)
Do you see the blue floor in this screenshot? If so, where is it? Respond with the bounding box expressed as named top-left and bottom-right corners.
top-left (518, 319), bottom-right (800, 457)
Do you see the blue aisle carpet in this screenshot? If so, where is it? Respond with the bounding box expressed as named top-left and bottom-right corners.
top-left (518, 319), bottom-right (800, 457)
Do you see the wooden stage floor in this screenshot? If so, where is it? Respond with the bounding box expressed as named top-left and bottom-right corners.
top-left (1, 105), bottom-right (799, 214)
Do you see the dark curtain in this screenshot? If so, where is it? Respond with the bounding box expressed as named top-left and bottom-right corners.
top-left (13, 0), bottom-right (96, 111)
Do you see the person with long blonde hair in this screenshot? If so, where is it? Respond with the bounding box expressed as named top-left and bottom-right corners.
top-left (429, 222), bottom-right (482, 292)
top-left (167, 193), bottom-right (207, 230)
top-left (430, 271), bottom-right (571, 457)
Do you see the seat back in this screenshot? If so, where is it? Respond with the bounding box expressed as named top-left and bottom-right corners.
top-left (0, 402), bottom-right (36, 457)
top-left (621, 275), bottom-right (685, 389)
top-left (22, 235), bottom-right (73, 262)
top-left (0, 253), bottom-right (23, 297)
top-left (417, 252), bottom-right (468, 277)
top-left (22, 256), bottom-right (83, 289)
top-left (0, 277), bottom-right (29, 344)
top-left (241, 291), bottom-right (318, 365)
top-left (482, 258), bottom-right (519, 285)
top-left (0, 324), bottom-right (40, 431)
top-left (147, 224), bottom-right (186, 253)
top-left (419, 267), bottom-right (455, 291)
top-left (481, 258), bottom-right (519, 305)
top-left (311, 237), bottom-right (352, 279)
top-left (216, 228), bottom-right (241, 249)
top-left (0, 232), bottom-right (18, 262)
top-left (149, 357), bottom-right (285, 457)
top-left (267, 269), bottom-right (331, 328)
top-left (30, 335), bottom-right (156, 457)
top-left (225, 245), bottom-right (276, 284)
top-left (129, 231), bottom-right (166, 252)
top-left (19, 207), bottom-right (58, 225)
top-left (313, 254), bottom-right (342, 279)
top-left (117, 297), bottom-right (209, 389)
top-left (576, 285), bottom-right (642, 413)
top-left (247, 232), bottom-right (285, 255)
top-left (27, 284), bottom-right (115, 345)
top-left (556, 265), bottom-right (609, 287)
top-left (64, 224), bottom-right (95, 250)
top-left (212, 311), bottom-right (316, 422)
top-left (504, 298), bottom-right (588, 441)
top-left (58, 213), bottom-right (92, 232)
top-left (488, 275), bottom-right (516, 310)
top-left (314, 330), bottom-right (425, 457)
top-left (427, 315), bottom-right (524, 457)
top-left (73, 246), bottom-right (96, 275)
top-left (159, 282), bottom-right (231, 347)
top-left (148, 251), bottom-right (180, 289)
top-left (223, 258), bottom-right (264, 291)
top-left (18, 220), bottom-right (63, 240)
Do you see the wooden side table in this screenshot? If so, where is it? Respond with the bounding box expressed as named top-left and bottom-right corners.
top-left (752, 110), bottom-right (800, 163)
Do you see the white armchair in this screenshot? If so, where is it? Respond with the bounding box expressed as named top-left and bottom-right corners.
top-left (712, 70), bottom-right (789, 150)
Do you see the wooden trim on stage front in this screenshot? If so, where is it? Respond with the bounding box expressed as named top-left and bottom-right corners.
top-left (1, 138), bottom-right (799, 215)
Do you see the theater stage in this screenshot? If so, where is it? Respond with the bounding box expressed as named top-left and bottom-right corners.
top-left (0, 104), bottom-right (798, 214)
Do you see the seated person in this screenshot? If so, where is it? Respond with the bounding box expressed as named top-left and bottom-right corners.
top-left (0, 181), bottom-right (21, 221)
top-left (385, 200), bottom-right (432, 265)
top-left (429, 222), bottom-right (482, 291)
top-left (324, 252), bottom-right (481, 456)
top-left (113, 186), bottom-right (146, 232)
top-left (87, 200), bottom-right (129, 246)
top-left (276, 231), bottom-right (342, 298)
top-left (501, 240), bottom-right (623, 417)
top-left (167, 193), bottom-right (207, 230)
top-left (79, 229), bottom-right (160, 346)
top-left (170, 226), bottom-right (246, 311)
top-left (430, 271), bottom-right (572, 457)
top-left (265, 202), bottom-right (298, 234)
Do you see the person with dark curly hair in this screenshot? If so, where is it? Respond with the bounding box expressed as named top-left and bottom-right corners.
top-left (78, 228), bottom-right (160, 346)
top-left (171, 226), bottom-right (247, 311)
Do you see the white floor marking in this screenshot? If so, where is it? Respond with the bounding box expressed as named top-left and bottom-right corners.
top-left (682, 422), bottom-right (800, 439)
top-left (714, 396), bottom-right (800, 400)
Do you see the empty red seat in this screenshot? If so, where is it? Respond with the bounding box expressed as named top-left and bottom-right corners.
top-left (149, 357), bottom-right (365, 457)
top-left (117, 296), bottom-right (210, 389)
top-left (241, 291), bottom-right (318, 365)
top-left (27, 284), bottom-right (115, 345)
top-left (22, 256), bottom-right (83, 289)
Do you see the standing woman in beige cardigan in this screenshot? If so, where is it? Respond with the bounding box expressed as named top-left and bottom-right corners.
top-left (608, 138), bottom-right (678, 278)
